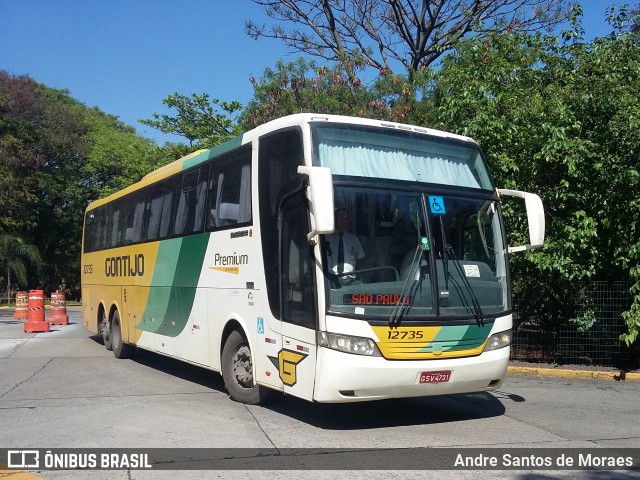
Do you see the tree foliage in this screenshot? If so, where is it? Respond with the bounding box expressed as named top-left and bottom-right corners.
top-left (241, 56), bottom-right (434, 128)
top-left (246, 0), bottom-right (570, 77)
top-left (0, 72), bottom-right (161, 299)
top-left (139, 93), bottom-right (243, 148)
top-left (426, 11), bottom-right (640, 343)
top-left (0, 232), bottom-right (42, 299)
top-left (141, 5), bottom-right (640, 344)
top-left (239, 7), bottom-right (640, 343)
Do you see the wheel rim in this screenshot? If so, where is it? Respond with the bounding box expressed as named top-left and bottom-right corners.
top-left (232, 344), bottom-right (253, 388)
top-left (101, 315), bottom-right (110, 340)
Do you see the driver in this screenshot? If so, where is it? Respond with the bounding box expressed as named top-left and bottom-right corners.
top-left (326, 208), bottom-right (365, 277)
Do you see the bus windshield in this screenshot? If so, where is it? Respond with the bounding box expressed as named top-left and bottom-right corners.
top-left (312, 123), bottom-right (494, 190)
top-left (321, 188), bottom-right (509, 320)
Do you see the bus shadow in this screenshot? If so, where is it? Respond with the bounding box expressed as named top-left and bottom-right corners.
top-left (129, 348), bottom-right (227, 392)
top-left (262, 389), bottom-right (508, 430)
top-left (95, 343), bottom-right (512, 429)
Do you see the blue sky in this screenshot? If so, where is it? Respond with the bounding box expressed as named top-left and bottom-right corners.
top-left (1, 1), bottom-right (617, 145)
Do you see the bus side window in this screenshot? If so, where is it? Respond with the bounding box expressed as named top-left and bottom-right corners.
top-left (84, 211), bottom-right (96, 253)
top-left (123, 194), bottom-right (145, 245)
top-left (193, 165), bottom-right (208, 233)
top-left (237, 159), bottom-right (251, 224)
top-left (98, 205), bottom-right (111, 250)
top-left (206, 167), bottom-right (221, 229)
top-left (110, 205), bottom-right (121, 249)
top-left (218, 164), bottom-right (251, 226)
top-left (172, 166), bottom-right (209, 236)
top-left (207, 146), bottom-right (251, 230)
top-left (145, 180), bottom-right (173, 241)
top-left (174, 170), bottom-right (195, 236)
top-left (158, 179), bottom-right (174, 239)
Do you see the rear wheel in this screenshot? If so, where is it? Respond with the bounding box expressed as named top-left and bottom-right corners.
top-left (112, 311), bottom-right (135, 359)
top-left (221, 330), bottom-right (271, 404)
top-left (101, 311), bottom-right (113, 351)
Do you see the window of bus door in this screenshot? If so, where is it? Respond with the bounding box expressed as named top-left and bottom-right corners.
top-left (258, 128), bottom-right (305, 320)
top-left (280, 189), bottom-right (317, 329)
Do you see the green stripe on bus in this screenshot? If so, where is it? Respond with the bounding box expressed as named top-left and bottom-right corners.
top-left (418, 323), bottom-right (492, 352)
top-left (182, 136), bottom-right (244, 170)
top-left (137, 234), bottom-right (210, 336)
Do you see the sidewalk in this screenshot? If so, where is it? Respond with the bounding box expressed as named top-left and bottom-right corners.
top-left (508, 362), bottom-right (640, 383)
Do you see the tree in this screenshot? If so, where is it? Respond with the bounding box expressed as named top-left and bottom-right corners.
top-left (241, 56), bottom-right (436, 128)
top-left (243, 58), bottom-right (368, 127)
top-left (0, 232), bottom-right (42, 300)
top-left (0, 71), bottom-right (161, 298)
top-left (246, 0), bottom-right (570, 78)
top-left (83, 107), bottom-right (164, 197)
top-left (139, 93), bottom-right (244, 148)
top-left (426, 14), bottom-right (640, 343)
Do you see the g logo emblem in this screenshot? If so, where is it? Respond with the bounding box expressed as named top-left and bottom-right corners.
top-left (278, 349), bottom-right (307, 386)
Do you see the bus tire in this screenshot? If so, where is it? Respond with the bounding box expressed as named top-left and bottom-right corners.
top-left (112, 310), bottom-right (135, 359)
top-left (221, 329), bottom-right (271, 405)
top-left (101, 311), bottom-right (113, 351)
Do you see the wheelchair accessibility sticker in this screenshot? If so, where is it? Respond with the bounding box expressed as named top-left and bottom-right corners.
top-left (428, 196), bottom-right (446, 215)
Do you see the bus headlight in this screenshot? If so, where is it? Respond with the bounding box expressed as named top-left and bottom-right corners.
top-left (484, 330), bottom-right (512, 352)
top-left (317, 332), bottom-right (381, 356)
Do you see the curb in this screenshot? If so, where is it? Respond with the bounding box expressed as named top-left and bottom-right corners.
top-left (507, 365), bottom-right (640, 383)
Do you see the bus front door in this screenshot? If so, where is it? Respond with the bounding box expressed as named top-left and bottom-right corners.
top-left (278, 191), bottom-right (318, 401)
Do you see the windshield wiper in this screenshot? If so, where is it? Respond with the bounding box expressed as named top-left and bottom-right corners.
top-left (439, 216), bottom-right (450, 291)
top-left (389, 243), bottom-right (422, 327)
top-left (438, 216), bottom-right (484, 326)
top-left (444, 244), bottom-right (485, 326)
top-left (389, 206), bottom-right (428, 327)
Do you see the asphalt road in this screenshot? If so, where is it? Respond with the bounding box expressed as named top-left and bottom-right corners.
top-left (0, 307), bottom-right (638, 480)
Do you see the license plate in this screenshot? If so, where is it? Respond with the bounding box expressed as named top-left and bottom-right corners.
top-left (419, 370), bottom-right (451, 384)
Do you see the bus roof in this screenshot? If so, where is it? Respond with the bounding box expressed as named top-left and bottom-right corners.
top-left (85, 113), bottom-right (478, 211)
top-left (259, 113), bottom-right (477, 146)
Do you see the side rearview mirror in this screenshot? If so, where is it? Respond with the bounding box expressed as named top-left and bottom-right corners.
top-left (297, 166), bottom-right (335, 243)
top-left (498, 189), bottom-right (545, 253)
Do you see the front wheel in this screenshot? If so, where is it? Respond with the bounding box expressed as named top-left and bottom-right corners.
top-left (221, 330), bottom-right (271, 404)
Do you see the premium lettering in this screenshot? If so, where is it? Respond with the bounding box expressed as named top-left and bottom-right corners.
top-left (214, 252), bottom-right (249, 266)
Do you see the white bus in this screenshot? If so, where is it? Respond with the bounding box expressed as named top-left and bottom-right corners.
top-left (81, 113), bottom-right (544, 404)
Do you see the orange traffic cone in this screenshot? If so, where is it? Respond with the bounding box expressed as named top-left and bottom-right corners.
top-left (48, 290), bottom-right (69, 325)
top-left (13, 291), bottom-right (28, 320)
top-left (24, 289), bottom-right (49, 333)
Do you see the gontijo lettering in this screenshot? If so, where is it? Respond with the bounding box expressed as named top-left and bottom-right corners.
top-left (105, 254), bottom-right (144, 277)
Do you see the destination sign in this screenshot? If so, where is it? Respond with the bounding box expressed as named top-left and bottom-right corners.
top-left (344, 293), bottom-right (411, 306)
